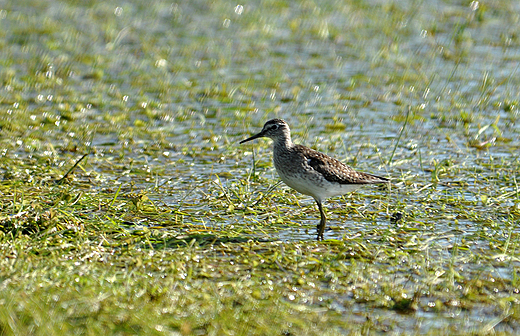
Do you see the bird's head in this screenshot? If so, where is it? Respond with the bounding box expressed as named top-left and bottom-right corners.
top-left (239, 119), bottom-right (290, 144)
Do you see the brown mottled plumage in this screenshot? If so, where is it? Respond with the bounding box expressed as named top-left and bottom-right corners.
top-left (240, 118), bottom-right (388, 240)
top-left (299, 145), bottom-right (386, 185)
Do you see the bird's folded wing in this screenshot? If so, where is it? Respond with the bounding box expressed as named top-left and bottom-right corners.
top-left (298, 145), bottom-right (388, 185)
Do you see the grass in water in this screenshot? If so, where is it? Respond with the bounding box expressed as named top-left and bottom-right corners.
top-left (1, 0), bottom-right (520, 335)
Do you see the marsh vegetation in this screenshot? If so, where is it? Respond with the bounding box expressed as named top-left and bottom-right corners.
top-left (1, 0), bottom-right (519, 334)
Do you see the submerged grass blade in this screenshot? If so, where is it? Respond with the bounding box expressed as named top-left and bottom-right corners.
top-left (388, 106), bottom-right (410, 166)
top-left (55, 153), bottom-right (89, 184)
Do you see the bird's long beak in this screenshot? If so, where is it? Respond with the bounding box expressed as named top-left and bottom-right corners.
top-left (239, 131), bottom-right (265, 144)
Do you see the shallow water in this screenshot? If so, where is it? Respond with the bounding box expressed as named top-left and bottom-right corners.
top-left (1, 0), bottom-right (520, 333)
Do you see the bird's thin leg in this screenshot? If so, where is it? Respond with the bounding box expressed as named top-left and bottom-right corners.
top-left (315, 199), bottom-right (326, 241)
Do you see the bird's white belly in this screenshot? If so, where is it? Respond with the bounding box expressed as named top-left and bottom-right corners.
top-left (276, 168), bottom-right (363, 201)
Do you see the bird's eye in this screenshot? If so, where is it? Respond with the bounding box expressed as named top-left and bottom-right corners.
top-left (270, 124), bottom-right (279, 130)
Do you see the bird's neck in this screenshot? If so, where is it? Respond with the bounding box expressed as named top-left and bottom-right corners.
top-left (273, 134), bottom-right (293, 151)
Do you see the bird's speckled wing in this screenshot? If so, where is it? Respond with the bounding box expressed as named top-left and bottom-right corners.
top-left (295, 145), bottom-right (388, 185)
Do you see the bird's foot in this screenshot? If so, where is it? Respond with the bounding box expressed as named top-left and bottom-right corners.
top-left (316, 226), bottom-right (324, 241)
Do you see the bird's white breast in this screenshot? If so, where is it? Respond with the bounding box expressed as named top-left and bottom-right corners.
top-left (275, 164), bottom-right (363, 202)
